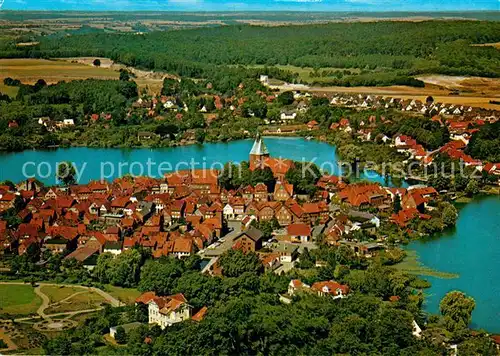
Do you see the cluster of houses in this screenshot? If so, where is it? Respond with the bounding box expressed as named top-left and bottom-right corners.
top-left (323, 112), bottom-right (499, 182)
top-left (328, 93), bottom-right (499, 119)
top-left (0, 135), bottom-right (446, 273)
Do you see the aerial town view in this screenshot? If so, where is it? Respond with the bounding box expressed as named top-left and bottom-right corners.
top-left (0, 1), bottom-right (499, 355)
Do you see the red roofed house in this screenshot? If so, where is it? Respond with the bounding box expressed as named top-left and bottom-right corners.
top-left (274, 182), bottom-right (294, 201)
top-left (311, 280), bottom-right (350, 299)
top-left (147, 293), bottom-right (192, 329)
top-left (287, 223), bottom-right (312, 242)
top-left (288, 279), bottom-right (310, 296)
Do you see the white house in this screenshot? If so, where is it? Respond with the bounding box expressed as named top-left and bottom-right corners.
top-left (147, 293), bottom-right (192, 329)
top-left (103, 241), bottom-right (123, 256)
top-left (63, 119), bottom-right (75, 126)
top-left (280, 110), bottom-right (297, 121)
top-left (223, 203), bottom-right (235, 220)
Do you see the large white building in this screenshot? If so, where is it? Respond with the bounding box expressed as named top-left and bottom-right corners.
top-left (148, 293), bottom-right (192, 329)
top-left (135, 292), bottom-right (193, 329)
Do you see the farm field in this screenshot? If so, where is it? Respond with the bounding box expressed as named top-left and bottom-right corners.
top-left (0, 285), bottom-right (41, 317)
top-left (0, 58), bottom-right (119, 84)
top-left (0, 58), bottom-right (166, 96)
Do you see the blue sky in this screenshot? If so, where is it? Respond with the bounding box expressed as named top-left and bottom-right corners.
top-left (2, 0), bottom-right (499, 11)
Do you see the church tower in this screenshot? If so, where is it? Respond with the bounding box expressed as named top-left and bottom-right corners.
top-left (249, 133), bottom-right (270, 170)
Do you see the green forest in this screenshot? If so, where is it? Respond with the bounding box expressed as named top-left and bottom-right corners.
top-left (2, 21), bottom-right (499, 87)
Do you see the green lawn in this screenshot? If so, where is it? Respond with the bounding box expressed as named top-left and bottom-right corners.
top-left (45, 291), bottom-right (107, 314)
top-left (0, 285), bottom-right (42, 316)
top-left (41, 286), bottom-right (84, 304)
top-left (103, 285), bottom-right (141, 305)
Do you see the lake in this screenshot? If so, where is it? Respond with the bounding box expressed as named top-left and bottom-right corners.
top-left (408, 196), bottom-right (500, 332)
top-left (0, 137), bottom-right (400, 186)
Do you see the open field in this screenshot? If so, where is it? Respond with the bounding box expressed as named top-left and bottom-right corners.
top-left (0, 58), bottom-right (166, 96)
top-left (0, 285), bottom-right (41, 317)
top-left (103, 285), bottom-right (141, 305)
top-left (0, 58), bottom-right (119, 85)
top-left (471, 42), bottom-right (500, 49)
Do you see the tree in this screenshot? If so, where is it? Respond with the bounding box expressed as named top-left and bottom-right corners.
top-left (93, 59), bottom-right (101, 67)
top-left (337, 144), bottom-right (363, 169)
top-left (119, 69), bottom-right (131, 81)
top-left (442, 203), bottom-right (458, 227)
top-left (393, 194), bottom-right (402, 213)
top-left (440, 291), bottom-right (475, 331)
top-left (195, 129), bottom-right (206, 143)
top-left (277, 91), bottom-right (294, 106)
top-left (57, 161), bottom-right (77, 186)
top-left (285, 161), bottom-right (321, 195)
top-left (219, 249), bottom-right (263, 277)
top-left (114, 326), bottom-right (127, 344)
top-left (139, 258), bottom-right (185, 295)
top-left (44, 337), bottom-right (72, 355)
top-left (465, 179), bottom-right (480, 197)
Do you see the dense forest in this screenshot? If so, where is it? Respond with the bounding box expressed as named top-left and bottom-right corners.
top-left (2, 21), bottom-right (499, 86)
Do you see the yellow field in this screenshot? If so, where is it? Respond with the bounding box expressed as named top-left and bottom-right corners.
top-left (0, 58), bottom-right (119, 86)
top-left (0, 58), bottom-right (167, 96)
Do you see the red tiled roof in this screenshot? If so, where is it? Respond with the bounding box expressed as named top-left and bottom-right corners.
top-left (287, 223), bottom-right (311, 236)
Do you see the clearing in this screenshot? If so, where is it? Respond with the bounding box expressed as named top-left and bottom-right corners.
top-left (0, 285), bottom-right (42, 317)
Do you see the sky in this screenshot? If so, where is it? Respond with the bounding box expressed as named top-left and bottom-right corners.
top-left (1, 0), bottom-right (499, 12)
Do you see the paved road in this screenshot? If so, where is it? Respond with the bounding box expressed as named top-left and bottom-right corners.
top-left (201, 229), bottom-right (241, 257)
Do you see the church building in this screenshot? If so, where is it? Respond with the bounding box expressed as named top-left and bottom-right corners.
top-left (249, 134), bottom-right (294, 180)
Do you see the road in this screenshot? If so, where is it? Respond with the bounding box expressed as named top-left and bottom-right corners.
top-left (201, 229), bottom-right (241, 258)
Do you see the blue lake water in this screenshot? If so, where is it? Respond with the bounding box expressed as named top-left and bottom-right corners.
top-left (0, 137), bottom-right (402, 186)
top-left (408, 196), bottom-right (500, 332)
